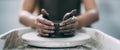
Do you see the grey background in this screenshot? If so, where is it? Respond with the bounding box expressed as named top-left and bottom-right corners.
top-left (0, 0), bottom-right (120, 39)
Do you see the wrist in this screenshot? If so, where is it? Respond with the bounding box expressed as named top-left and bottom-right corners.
top-left (29, 17), bottom-right (38, 29)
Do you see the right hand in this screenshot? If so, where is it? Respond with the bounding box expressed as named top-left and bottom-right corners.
top-left (35, 9), bottom-right (54, 36)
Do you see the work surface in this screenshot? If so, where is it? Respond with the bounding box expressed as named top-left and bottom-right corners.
top-left (0, 27), bottom-right (120, 50)
top-left (2, 29), bottom-right (93, 50)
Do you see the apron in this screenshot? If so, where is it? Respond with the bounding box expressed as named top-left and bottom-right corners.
top-left (38, 0), bottom-right (81, 22)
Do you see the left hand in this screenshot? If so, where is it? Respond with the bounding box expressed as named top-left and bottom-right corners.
top-left (59, 16), bottom-right (81, 33)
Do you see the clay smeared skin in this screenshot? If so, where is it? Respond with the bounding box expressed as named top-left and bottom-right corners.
top-left (40, 9), bottom-right (77, 38)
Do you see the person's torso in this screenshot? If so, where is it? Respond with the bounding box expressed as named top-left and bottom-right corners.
top-left (38, 0), bottom-right (81, 22)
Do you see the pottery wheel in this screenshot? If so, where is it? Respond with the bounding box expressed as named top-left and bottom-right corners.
top-left (21, 31), bottom-right (91, 48)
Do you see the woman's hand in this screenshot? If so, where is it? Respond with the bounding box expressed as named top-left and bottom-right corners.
top-left (59, 16), bottom-right (81, 33)
top-left (35, 9), bottom-right (54, 36)
top-left (59, 9), bottom-right (81, 33)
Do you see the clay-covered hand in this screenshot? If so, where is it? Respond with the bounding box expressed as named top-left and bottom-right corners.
top-left (59, 9), bottom-right (81, 33)
top-left (35, 9), bottom-right (54, 36)
top-left (59, 16), bottom-right (80, 33)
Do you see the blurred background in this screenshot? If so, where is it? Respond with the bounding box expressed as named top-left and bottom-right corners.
top-left (0, 0), bottom-right (120, 39)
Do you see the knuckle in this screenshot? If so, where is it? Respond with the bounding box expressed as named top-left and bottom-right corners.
top-left (42, 29), bottom-right (49, 33)
top-left (41, 19), bottom-right (45, 22)
top-left (42, 25), bottom-right (49, 29)
top-left (39, 29), bottom-right (44, 33)
top-left (43, 25), bottom-right (52, 30)
top-left (40, 24), bottom-right (48, 29)
top-left (42, 19), bottom-right (46, 22)
top-left (45, 26), bottom-right (51, 29)
top-left (39, 23), bottom-right (42, 26)
top-left (42, 25), bottom-right (47, 28)
top-left (38, 23), bottom-right (43, 28)
top-left (36, 18), bottom-right (39, 21)
top-left (48, 27), bottom-right (53, 30)
top-left (37, 18), bottom-right (42, 22)
top-left (37, 28), bottom-right (50, 36)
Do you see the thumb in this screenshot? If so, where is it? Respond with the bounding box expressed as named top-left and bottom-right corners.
top-left (41, 9), bottom-right (49, 16)
top-left (41, 9), bottom-right (50, 20)
top-left (63, 9), bottom-right (77, 21)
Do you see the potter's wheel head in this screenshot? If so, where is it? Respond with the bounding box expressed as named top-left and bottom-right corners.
top-left (21, 32), bottom-right (91, 48)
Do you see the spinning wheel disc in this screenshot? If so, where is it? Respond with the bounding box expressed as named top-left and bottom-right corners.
top-left (21, 31), bottom-right (91, 48)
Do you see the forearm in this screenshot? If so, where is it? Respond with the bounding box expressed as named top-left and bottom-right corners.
top-left (77, 9), bottom-right (99, 27)
top-left (19, 10), bottom-right (37, 28)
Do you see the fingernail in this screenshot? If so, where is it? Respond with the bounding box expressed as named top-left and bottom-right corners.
top-left (51, 23), bottom-right (54, 26)
top-left (60, 23), bottom-right (63, 26)
top-left (50, 31), bottom-right (54, 33)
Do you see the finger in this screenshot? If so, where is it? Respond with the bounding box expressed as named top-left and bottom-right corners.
top-left (60, 17), bottom-right (75, 26)
top-left (39, 28), bottom-right (54, 34)
top-left (37, 30), bottom-right (49, 36)
top-left (37, 17), bottom-right (54, 26)
top-left (37, 22), bottom-right (54, 30)
top-left (37, 28), bottom-right (54, 37)
top-left (63, 13), bottom-right (71, 20)
top-left (63, 9), bottom-right (77, 20)
top-left (41, 9), bottom-right (51, 20)
top-left (35, 19), bottom-right (53, 30)
top-left (59, 29), bottom-right (76, 33)
top-left (41, 9), bottom-right (49, 16)
top-left (36, 28), bottom-right (48, 36)
top-left (59, 23), bottom-right (76, 30)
